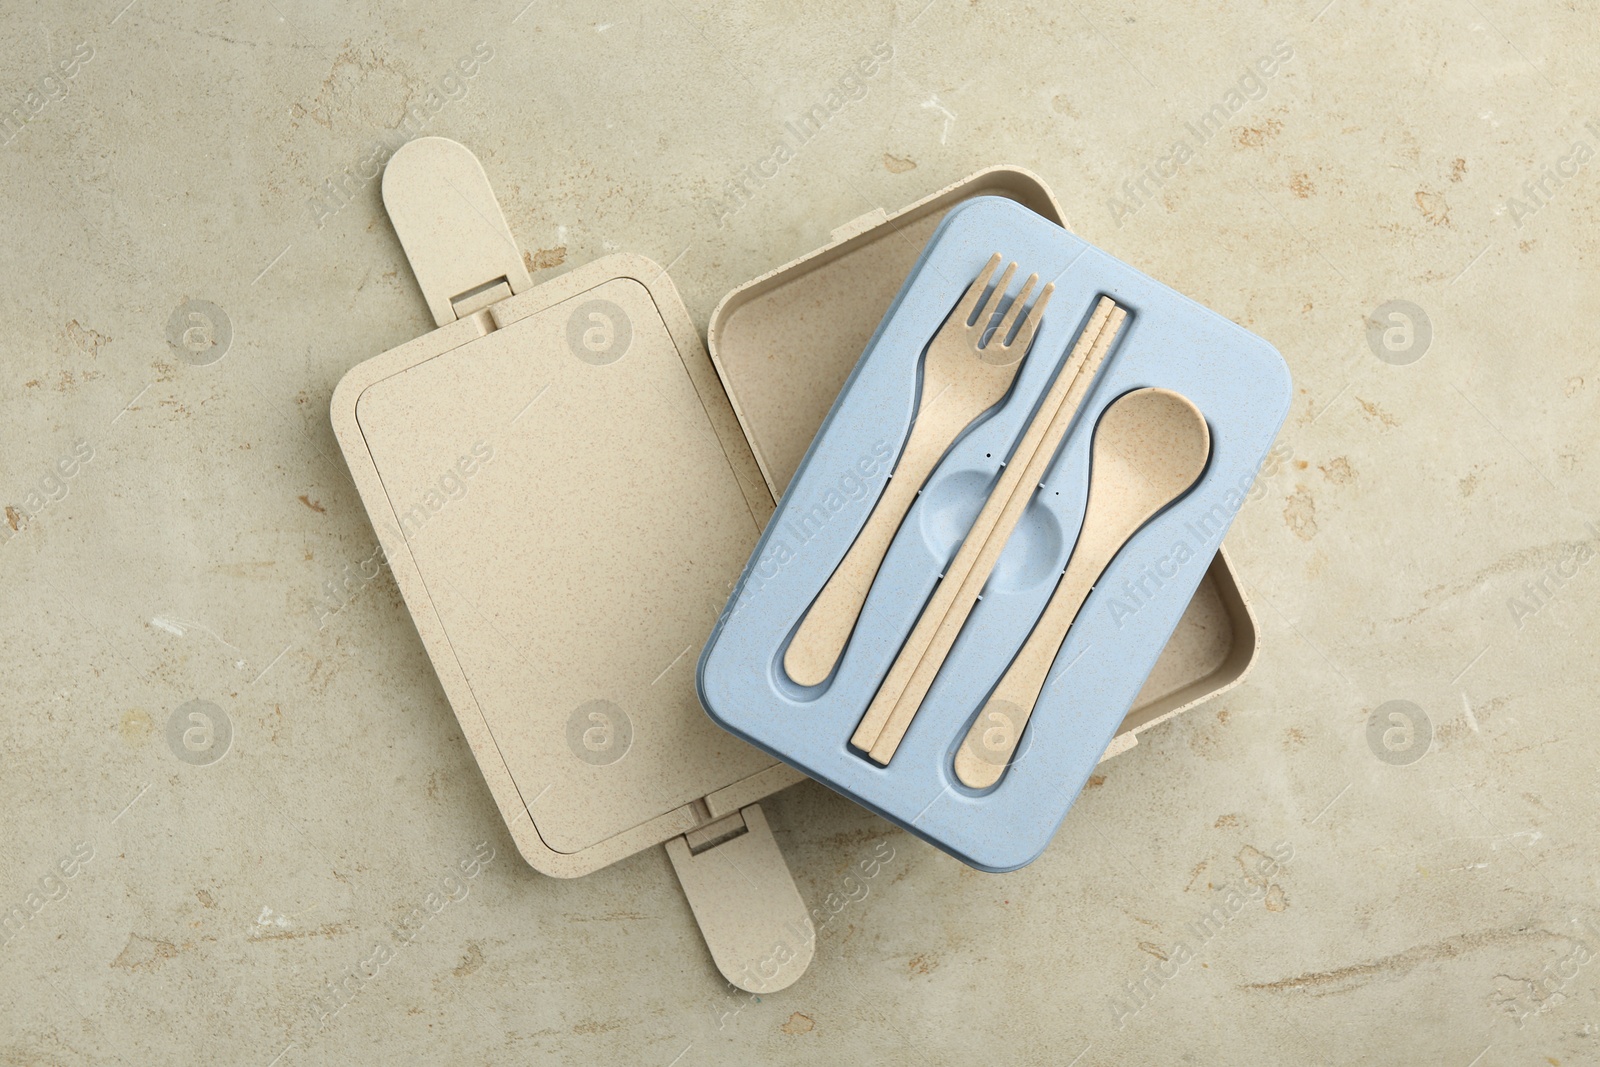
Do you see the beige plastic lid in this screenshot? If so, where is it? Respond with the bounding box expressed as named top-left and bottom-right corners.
top-left (331, 138), bottom-right (811, 991)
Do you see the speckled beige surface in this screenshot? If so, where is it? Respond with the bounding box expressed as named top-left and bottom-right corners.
top-left (3, 2), bottom-right (1597, 1064)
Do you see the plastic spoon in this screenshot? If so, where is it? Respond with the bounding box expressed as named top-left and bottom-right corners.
top-left (952, 388), bottom-right (1211, 789)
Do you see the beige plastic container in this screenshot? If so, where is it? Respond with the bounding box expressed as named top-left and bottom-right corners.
top-left (707, 166), bottom-right (1259, 764)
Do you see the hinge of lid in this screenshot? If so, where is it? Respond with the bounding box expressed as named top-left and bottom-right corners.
top-left (684, 811), bottom-right (748, 855)
top-left (665, 803), bottom-right (814, 994)
top-left (381, 137), bottom-right (533, 327)
top-left (450, 276), bottom-right (515, 320)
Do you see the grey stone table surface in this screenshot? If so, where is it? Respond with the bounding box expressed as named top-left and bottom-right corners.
top-left (2, 1), bottom-right (1596, 1064)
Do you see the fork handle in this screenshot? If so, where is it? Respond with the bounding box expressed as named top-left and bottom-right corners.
top-left (782, 400), bottom-right (969, 686)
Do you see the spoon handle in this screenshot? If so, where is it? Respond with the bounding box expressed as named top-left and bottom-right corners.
top-left (952, 512), bottom-right (1119, 789)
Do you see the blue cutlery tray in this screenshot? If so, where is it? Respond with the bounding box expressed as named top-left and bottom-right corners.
top-left (697, 196), bottom-right (1291, 871)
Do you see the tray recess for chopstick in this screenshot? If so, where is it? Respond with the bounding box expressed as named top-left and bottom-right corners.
top-left (698, 195), bottom-right (1291, 872)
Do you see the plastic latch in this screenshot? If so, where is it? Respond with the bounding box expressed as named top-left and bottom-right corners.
top-left (665, 803), bottom-right (814, 994)
top-left (829, 207), bottom-right (888, 245)
top-left (381, 137), bottom-right (533, 327)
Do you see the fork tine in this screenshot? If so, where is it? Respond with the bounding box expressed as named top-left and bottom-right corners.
top-left (989, 273), bottom-right (1038, 348)
top-left (972, 261), bottom-right (1017, 333)
top-left (1006, 281), bottom-right (1055, 352)
top-left (956, 253), bottom-right (1003, 327)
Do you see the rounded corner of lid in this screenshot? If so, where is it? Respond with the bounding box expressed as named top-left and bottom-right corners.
top-left (1273, 358), bottom-right (1295, 413)
top-left (607, 251), bottom-right (666, 287)
top-left (963, 843), bottom-right (1037, 875)
top-left (502, 816), bottom-right (566, 877)
top-left (331, 363), bottom-right (369, 418)
top-left (961, 164), bottom-right (1067, 226)
top-left (332, 366), bottom-right (386, 445)
top-left (693, 644), bottom-right (722, 722)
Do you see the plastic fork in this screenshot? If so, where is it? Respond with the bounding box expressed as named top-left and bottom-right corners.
top-left (783, 253), bottom-right (1054, 687)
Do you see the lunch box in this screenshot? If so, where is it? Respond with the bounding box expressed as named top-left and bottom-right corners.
top-left (331, 139), bottom-right (1279, 990)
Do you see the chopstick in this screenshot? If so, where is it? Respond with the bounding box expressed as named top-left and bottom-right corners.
top-left (852, 298), bottom-right (1127, 764)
